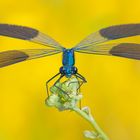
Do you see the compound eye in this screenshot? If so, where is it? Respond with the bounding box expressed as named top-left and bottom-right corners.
top-left (73, 67), bottom-right (77, 74)
top-left (60, 67), bottom-right (65, 74)
top-left (75, 67), bottom-right (77, 71)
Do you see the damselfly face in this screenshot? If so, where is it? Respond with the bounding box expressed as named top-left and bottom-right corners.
top-left (60, 66), bottom-right (77, 78)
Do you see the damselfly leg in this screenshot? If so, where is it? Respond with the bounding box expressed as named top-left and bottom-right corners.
top-left (46, 72), bottom-right (86, 99)
top-left (46, 72), bottom-right (61, 96)
top-left (66, 74), bottom-right (86, 109)
top-left (46, 73), bottom-right (71, 98)
top-left (67, 73), bottom-right (87, 93)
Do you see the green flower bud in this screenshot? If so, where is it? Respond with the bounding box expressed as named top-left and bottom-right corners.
top-left (45, 77), bottom-right (82, 111)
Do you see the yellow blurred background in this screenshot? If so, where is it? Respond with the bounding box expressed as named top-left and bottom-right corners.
top-left (0, 0), bottom-right (140, 140)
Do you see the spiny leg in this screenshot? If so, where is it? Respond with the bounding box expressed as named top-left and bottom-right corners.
top-left (53, 74), bottom-right (71, 98)
top-left (46, 72), bottom-right (61, 96)
top-left (76, 73), bottom-right (87, 90)
top-left (68, 73), bottom-right (87, 92)
top-left (67, 76), bottom-right (82, 93)
top-left (54, 85), bottom-right (70, 99)
top-left (71, 76), bottom-right (83, 109)
top-left (71, 73), bottom-right (87, 109)
top-left (53, 74), bottom-right (65, 85)
top-left (76, 73), bottom-right (87, 82)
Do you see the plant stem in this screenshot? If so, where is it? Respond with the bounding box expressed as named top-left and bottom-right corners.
top-left (72, 107), bottom-right (110, 140)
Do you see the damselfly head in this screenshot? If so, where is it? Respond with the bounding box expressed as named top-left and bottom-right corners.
top-left (60, 66), bottom-right (77, 78)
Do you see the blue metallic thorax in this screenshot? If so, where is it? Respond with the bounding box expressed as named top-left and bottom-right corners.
top-left (60, 49), bottom-right (77, 78)
top-left (62, 49), bottom-right (75, 66)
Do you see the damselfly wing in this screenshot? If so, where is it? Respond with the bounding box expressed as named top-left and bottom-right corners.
top-left (0, 49), bottom-right (61, 68)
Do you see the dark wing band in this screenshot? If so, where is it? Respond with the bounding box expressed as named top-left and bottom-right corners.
top-left (100, 24), bottom-right (140, 39)
top-left (0, 24), bottom-right (64, 50)
top-left (74, 24), bottom-right (140, 50)
top-left (0, 24), bottom-right (38, 40)
top-left (75, 43), bottom-right (140, 60)
top-left (0, 49), bottom-right (61, 68)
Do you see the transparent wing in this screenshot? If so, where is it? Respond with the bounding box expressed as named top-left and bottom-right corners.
top-left (0, 49), bottom-right (61, 68)
top-left (75, 43), bottom-right (140, 60)
top-left (73, 24), bottom-right (140, 50)
top-left (0, 24), bottom-right (64, 50)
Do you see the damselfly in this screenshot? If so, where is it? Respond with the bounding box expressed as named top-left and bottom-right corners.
top-left (0, 24), bottom-right (140, 93)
